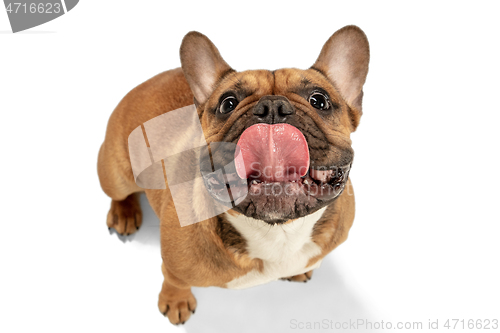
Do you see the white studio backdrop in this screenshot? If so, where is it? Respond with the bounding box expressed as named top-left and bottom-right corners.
top-left (1, 1), bottom-right (499, 332)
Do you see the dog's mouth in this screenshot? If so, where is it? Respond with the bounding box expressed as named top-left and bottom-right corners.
top-left (201, 124), bottom-right (351, 223)
top-left (244, 164), bottom-right (350, 199)
top-left (204, 164), bottom-right (350, 201)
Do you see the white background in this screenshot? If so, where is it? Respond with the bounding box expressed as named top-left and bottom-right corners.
top-left (1, 1), bottom-right (499, 332)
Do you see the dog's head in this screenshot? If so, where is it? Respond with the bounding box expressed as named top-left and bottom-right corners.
top-left (180, 26), bottom-right (369, 224)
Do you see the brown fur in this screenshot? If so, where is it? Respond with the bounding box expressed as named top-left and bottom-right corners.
top-left (98, 26), bottom-right (369, 325)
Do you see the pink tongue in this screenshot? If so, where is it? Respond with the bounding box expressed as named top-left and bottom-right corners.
top-left (235, 123), bottom-right (309, 182)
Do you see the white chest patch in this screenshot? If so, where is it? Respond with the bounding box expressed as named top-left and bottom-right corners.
top-left (225, 207), bottom-right (326, 289)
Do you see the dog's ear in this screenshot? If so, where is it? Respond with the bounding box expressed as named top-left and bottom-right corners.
top-left (180, 31), bottom-right (233, 105)
top-left (312, 25), bottom-right (370, 117)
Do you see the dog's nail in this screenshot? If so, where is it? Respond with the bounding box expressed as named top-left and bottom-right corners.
top-left (251, 180), bottom-right (258, 185)
top-left (181, 321), bottom-right (185, 325)
top-left (303, 179), bottom-right (309, 185)
top-left (192, 309), bottom-right (195, 314)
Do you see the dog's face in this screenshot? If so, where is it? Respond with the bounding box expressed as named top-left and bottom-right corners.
top-left (180, 26), bottom-right (369, 224)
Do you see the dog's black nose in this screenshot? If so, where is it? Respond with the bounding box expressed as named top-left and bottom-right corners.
top-left (253, 95), bottom-right (295, 124)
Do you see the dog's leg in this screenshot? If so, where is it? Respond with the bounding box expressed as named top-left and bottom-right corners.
top-left (105, 193), bottom-right (142, 235)
top-left (158, 263), bottom-right (197, 325)
top-left (281, 270), bottom-right (314, 283)
top-left (98, 142), bottom-right (143, 235)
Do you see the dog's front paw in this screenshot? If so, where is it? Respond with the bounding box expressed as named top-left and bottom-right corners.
top-left (281, 270), bottom-right (314, 283)
top-left (106, 194), bottom-right (142, 235)
top-left (158, 288), bottom-right (197, 325)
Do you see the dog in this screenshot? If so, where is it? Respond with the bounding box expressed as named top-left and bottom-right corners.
top-left (97, 25), bottom-right (369, 325)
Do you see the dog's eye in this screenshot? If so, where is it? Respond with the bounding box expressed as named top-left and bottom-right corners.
top-left (220, 96), bottom-right (238, 114)
top-left (309, 92), bottom-right (330, 110)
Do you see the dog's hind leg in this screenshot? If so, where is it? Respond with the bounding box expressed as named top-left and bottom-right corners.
top-left (98, 141), bottom-right (143, 235)
top-left (281, 270), bottom-right (314, 283)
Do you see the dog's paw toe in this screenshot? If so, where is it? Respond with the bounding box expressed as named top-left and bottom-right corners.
top-left (106, 194), bottom-right (142, 236)
top-left (158, 292), bottom-right (197, 325)
top-left (281, 270), bottom-right (313, 283)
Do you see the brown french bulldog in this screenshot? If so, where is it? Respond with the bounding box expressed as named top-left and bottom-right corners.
top-left (97, 25), bottom-right (369, 325)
